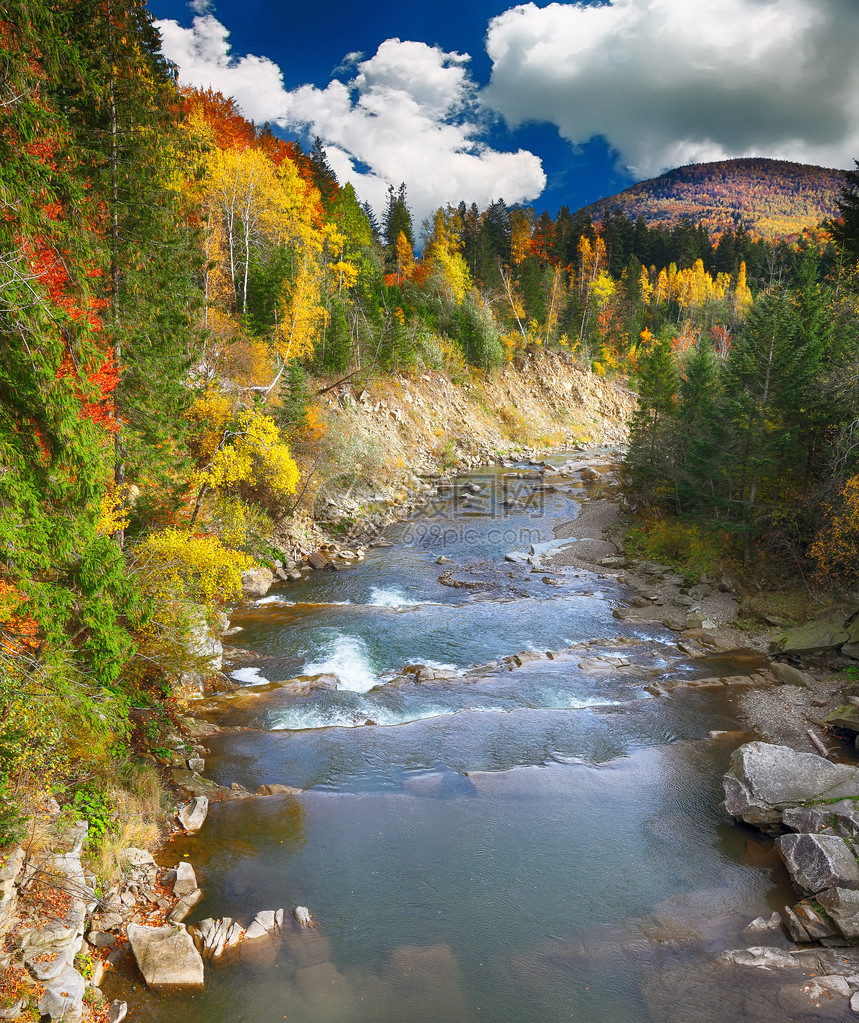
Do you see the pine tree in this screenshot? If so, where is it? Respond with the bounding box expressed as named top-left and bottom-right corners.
top-left (624, 335), bottom-right (679, 504)
top-left (830, 159), bottom-right (859, 262)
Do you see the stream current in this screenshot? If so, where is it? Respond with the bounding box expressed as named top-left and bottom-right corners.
top-left (110, 452), bottom-right (839, 1022)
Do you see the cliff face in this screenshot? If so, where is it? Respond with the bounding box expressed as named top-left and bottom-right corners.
top-left (319, 350), bottom-right (633, 478)
top-left (273, 352), bottom-right (634, 553)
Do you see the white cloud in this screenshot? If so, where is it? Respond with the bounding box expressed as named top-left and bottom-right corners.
top-left (154, 17), bottom-right (546, 226)
top-left (156, 15), bottom-right (288, 124)
top-left (483, 0), bottom-right (859, 177)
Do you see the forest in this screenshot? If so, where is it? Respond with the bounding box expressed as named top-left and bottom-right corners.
top-left (2, 0), bottom-right (859, 845)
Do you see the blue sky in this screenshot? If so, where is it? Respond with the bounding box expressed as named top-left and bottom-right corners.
top-left (150, 0), bottom-right (859, 230)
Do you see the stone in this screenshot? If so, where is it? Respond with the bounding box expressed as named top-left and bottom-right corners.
top-left (769, 661), bottom-right (816, 687)
top-left (172, 861), bottom-right (197, 898)
top-left (168, 889), bottom-right (202, 924)
top-left (38, 964), bottom-right (85, 1022)
top-left (826, 705), bottom-right (859, 733)
top-left (776, 833), bottom-right (859, 894)
top-left (819, 888), bottom-right (859, 940)
top-left (306, 552), bottom-right (329, 571)
top-left (120, 847), bottom-right (155, 867)
top-left (254, 784), bottom-right (303, 796)
top-left (186, 757), bottom-right (205, 772)
top-left (190, 918), bottom-right (244, 959)
top-left (0, 999), bottom-right (25, 1020)
top-left (781, 905), bottom-right (811, 942)
top-left (794, 900), bottom-right (838, 940)
top-left (718, 946), bottom-right (802, 969)
top-left (245, 909), bottom-right (282, 940)
top-left (241, 567), bottom-right (274, 598)
top-left (435, 556), bottom-right (453, 565)
top-left (86, 931), bottom-right (116, 948)
top-left (773, 617), bottom-right (850, 655)
top-left (107, 1002), bottom-right (128, 1023)
top-left (294, 906), bottom-right (313, 928)
top-left (126, 923), bottom-right (204, 990)
top-left (743, 911), bottom-right (783, 933)
top-left (783, 800), bottom-right (859, 840)
top-left (723, 742), bottom-right (859, 830)
top-left (177, 795), bottom-right (208, 833)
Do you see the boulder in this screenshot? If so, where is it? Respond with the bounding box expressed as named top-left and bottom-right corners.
top-left (190, 917), bottom-right (244, 959)
top-left (168, 888), bottom-right (203, 924)
top-left (107, 1002), bottom-right (128, 1023)
top-left (723, 742), bottom-right (859, 830)
top-left (120, 847), bottom-right (155, 868)
top-left (794, 900), bottom-right (839, 940)
top-left (776, 833), bottom-right (859, 894)
top-left (769, 662), bottom-right (816, 688)
top-left (783, 800), bottom-right (859, 840)
top-left (38, 964), bottom-right (86, 1021)
top-left (245, 909), bottom-right (283, 941)
top-left (172, 861), bottom-right (197, 898)
top-left (743, 911), bottom-right (782, 933)
top-left (818, 887), bottom-right (859, 940)
top-left (241, 567), bottom-right (274, 599)
top-left (826, 705), bottom-right (859, 733)
top-left (126, 923), bottom-right (204, 990)
top-left (293, 906), bottom-right (313, 928)
top-left (177, 795), bottom-right (208, 833)
top-left (773, 617), bottom-right (850, 654)
top-left (718, 946), bottom-right (802, 969)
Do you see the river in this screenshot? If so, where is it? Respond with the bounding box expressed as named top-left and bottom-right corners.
top-left (108, 451), bottom-right (837, 1022)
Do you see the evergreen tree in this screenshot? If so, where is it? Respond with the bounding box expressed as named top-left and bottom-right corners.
top-left (830, 159), bottom-right (859, 262)
top-left (624, 335), bottom-right (679, 504)
top-left (674, 340), bottom-right (728, 511)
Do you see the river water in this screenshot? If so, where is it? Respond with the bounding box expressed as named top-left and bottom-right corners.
top-left (110, 453), bottom-right (845, 1022)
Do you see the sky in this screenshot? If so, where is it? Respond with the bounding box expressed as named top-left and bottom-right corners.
top-left (149, 0), bottom-right (859, 231)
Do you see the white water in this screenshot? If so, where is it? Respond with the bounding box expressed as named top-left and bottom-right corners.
top-left (366, 585), bottom-right (433, 609)
top-left (302, 635), bottom-right (379, 693)
top-left (269, 702), bottom-right (454, 731)
top-left (230, 666), bottom-right (269, 685)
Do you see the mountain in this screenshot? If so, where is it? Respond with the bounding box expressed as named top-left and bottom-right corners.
top-left (580, 158), bottom-right (847, 240)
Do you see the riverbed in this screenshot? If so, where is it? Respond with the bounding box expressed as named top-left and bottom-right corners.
top-left (107, 451), bottom-right (846, 1021)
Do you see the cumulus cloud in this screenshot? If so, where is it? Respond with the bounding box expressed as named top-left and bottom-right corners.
top-left (156, 15), bottom-right (288, 124)
top-left (154, 17), bottom-right (546, 226)
top-left (483, 0), bottom-right (859, 177)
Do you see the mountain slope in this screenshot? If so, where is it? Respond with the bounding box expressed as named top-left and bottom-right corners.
top-left (580, 158), bottom-right (847, 239)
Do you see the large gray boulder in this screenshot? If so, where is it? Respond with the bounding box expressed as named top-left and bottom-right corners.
top-left (38, 963), bottom-right (86, 1021)
top-left (723, 742), bottom-right (859, 830)
top-left (782, 800), bottom-right (859, 840)
top-left (818, 888), bottom-right (859, 940)
top-left (126, 923), bottom-right (204, 990)
top-left (776, 833), bottom-right (859, 894)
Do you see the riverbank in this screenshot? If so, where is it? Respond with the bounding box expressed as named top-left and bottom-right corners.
top-left (5, 393), bottom-right (859, 1021)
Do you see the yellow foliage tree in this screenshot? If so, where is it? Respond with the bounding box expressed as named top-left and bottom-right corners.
top-left (810, 475), bottom-right (859, 587)
top-left (186, 388), bottom-right (300, 525)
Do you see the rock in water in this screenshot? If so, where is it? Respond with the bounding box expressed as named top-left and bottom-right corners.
top-left (126, 924), bottom-right (204, 990)
top-left (294, 906), bottom-right (314, 928)
top-left (776, 833), bottom-right (859, 894)
top-left (172, 860), bottom-right (197, 898)
top-left (723, 742), bottom-right (859, 830)
top-left (177, 795), bottom-right (208, 833)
